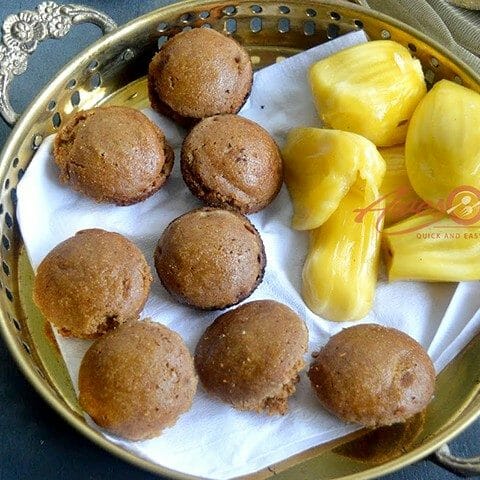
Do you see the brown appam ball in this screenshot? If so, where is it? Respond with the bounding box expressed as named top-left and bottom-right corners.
top-left (154, 207), bottom-right (265, 310)
top-left (181, 114), bottom-right (283, 213)
top-left (33, 229), bottom-right (152, 339)
top-left (79, 320), bottom-right (197, 441)
top-left (148, 28), bottom-right (253, 127)
top-left (54, 106), bottom-right (174, 205)
top-left (195, 300), bottom-right (308, 414)
top-left (308, 324), bottom-right (435, 427)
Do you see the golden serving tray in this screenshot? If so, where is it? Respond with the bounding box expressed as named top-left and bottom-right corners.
top-left (0, 0), bottom-right (479, 478)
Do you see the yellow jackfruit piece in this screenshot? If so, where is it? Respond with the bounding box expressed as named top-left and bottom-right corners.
top-left (379, 145), bottom-right (426, 226)
top-left (309, 40), bottom-right (427, 147)
top-left (283, 127), bottom-right (385, 230)
top-left (383, 209), bottom-right (480, 281)
top-left (303, 179), bottom-right (383, 321)
top-left (405, 80), bottom-right (480, 210)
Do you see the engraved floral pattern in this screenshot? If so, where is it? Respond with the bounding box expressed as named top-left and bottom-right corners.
top-left (0, 45), bottom-right (28, 76)
top-left (0, 2), bottom-right (71, 78)
top-left (0, 1), bottom-right (116, 125)
top-left (37, 1), bottom-right (62, 21)
top-left (37, 2), bottom-right (72, 38)
top-left (2, 11), bottom-right (46, 53)
top-left (0, 2), bottom-right (74, 96)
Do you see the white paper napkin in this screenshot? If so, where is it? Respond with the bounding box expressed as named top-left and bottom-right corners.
top-left (16, 30), bottom-right (480, 480)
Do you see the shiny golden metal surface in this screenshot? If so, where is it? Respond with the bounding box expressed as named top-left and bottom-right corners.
top-left (0, 1), bottom-right (479, 479)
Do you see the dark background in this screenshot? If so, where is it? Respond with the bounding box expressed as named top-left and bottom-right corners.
top-left (0, 1), bottom-right (478, 479)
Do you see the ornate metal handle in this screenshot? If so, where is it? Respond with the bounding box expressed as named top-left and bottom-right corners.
top-left (0, 1), bottom-right (117, 126)
top-left (435, 444), bottom-right (480, 476)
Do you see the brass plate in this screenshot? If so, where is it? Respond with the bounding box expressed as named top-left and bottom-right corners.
top-left (1, 1), bottom-right (479, 479)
